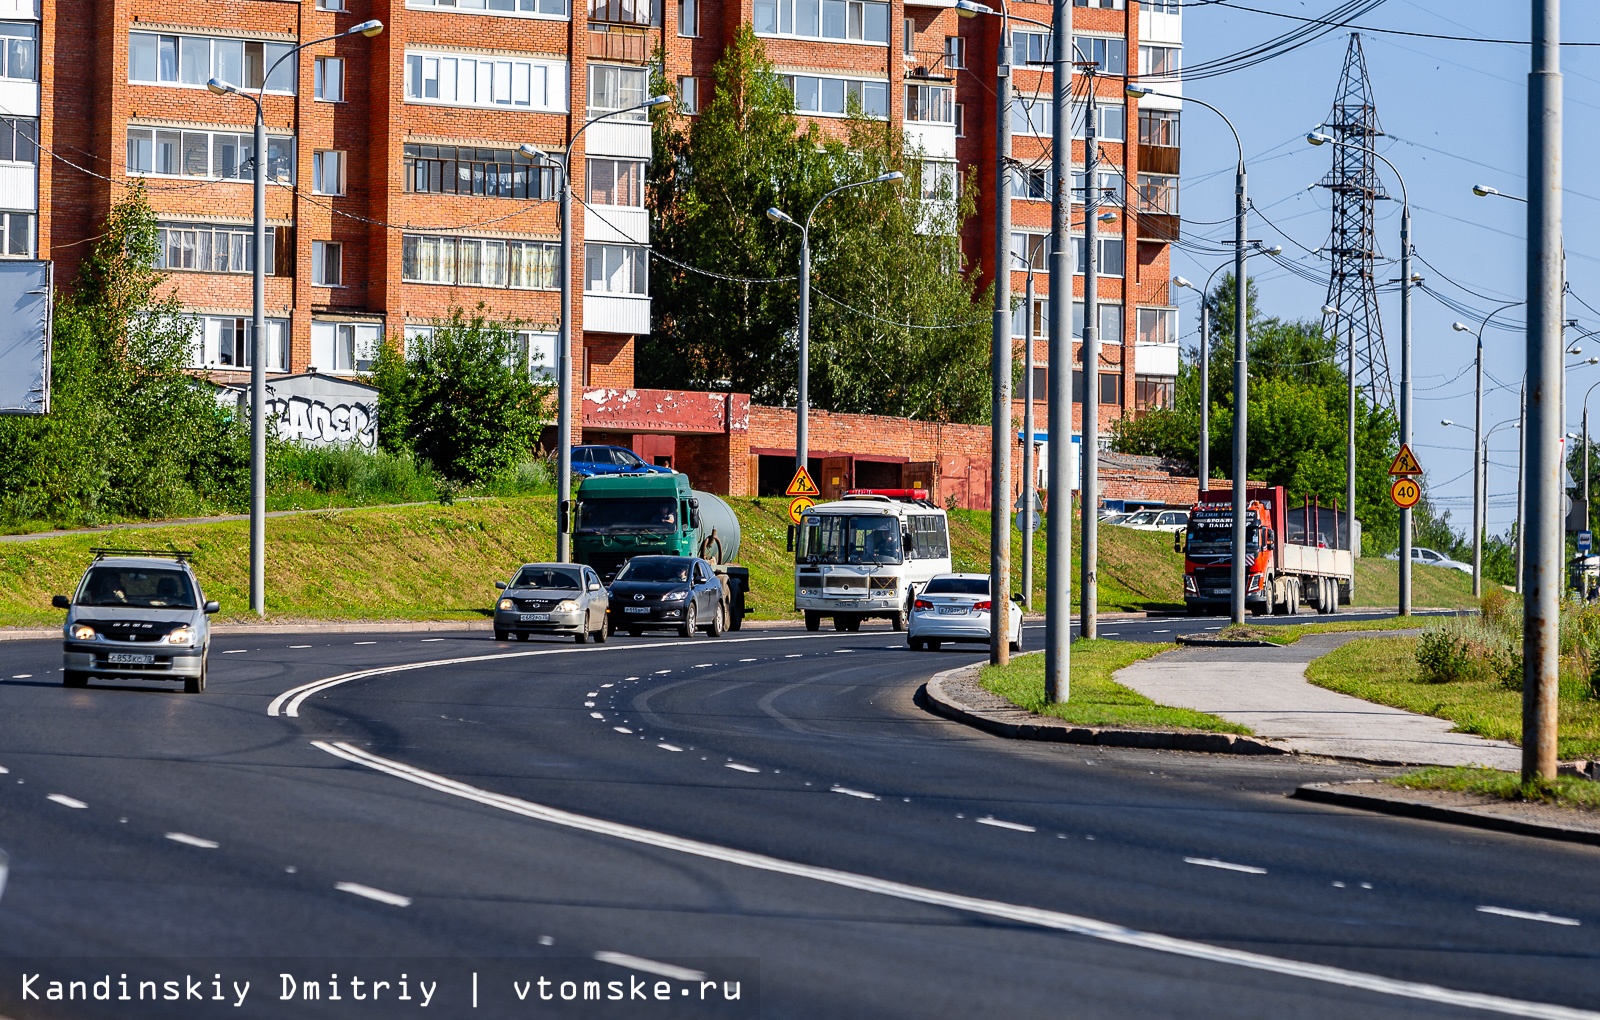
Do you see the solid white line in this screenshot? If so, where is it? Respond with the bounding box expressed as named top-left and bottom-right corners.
top-left (267, 632), bottom-right (852, 718)
top-left (977, 817), bottom-right (1037, 833)
top-left (725, 763), bottom-right (760, 773)
top-left (657, 743), bottom-right (683, 752)
top-left (592, 952), bottom-right (706, 983)
top-left (335, 881), bottom-right (411, 907)
top-left (47, 794), bottom-right (86, 809)
top-left (165, 832), bottom-right (220, 849)
top-left (1478, 906), bottom-right (1581, 927)
top-left (831, 786), bottom-right (879, 801)
top-left (1185, 857), bottom-right (1268, 875)
top-left (312, 740), bottom-right (1600, 1020)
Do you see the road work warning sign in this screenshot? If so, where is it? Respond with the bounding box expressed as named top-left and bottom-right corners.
top-left (786, 467), bottom-right (821, 498)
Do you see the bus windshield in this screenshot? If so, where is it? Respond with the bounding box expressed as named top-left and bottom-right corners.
top-left (578, 498), bottom-right (678, 533)
top-left (799, 514), bottom-right (904, 565)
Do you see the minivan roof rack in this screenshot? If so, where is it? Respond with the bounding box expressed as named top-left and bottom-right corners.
top-left (90, 548), bottom-right (195, 563)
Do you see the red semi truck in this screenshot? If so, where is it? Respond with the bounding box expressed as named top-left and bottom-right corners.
top-left (1181, 486), bottom-right (1355, 616)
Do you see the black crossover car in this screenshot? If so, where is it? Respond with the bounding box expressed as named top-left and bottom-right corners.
top-left (607, 555), bottom-right (726, 638)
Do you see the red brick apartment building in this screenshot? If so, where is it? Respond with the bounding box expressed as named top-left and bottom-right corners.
top-left (29, 0), bottom-right (1182, 507)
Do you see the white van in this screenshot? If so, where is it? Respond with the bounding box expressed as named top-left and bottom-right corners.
top-left (794, 491), bottom-right (953, 632)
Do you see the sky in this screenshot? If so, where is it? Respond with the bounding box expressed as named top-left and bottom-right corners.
top-left (1173, 0), bottom-right (1598, 537)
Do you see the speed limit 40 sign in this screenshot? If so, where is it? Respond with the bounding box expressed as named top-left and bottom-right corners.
top-left (1390, 476), bottom-right (1421, 509)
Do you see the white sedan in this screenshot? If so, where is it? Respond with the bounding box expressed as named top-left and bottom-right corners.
top-left (907, 573), bottom-right (1024, 652)
top-left (1119, 509), bottom-right (1191, 533)
top-left (1384, 546), bottom-right (1473, 574)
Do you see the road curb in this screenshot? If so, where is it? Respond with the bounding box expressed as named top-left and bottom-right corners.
top-left (1174, 635), bottom-right (1281, 648)
top-left (919, 660), bottom-right (1289, 756)
top-left (1293, 781), bottom-right (1600, 847)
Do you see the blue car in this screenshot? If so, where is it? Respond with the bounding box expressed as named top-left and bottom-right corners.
top-left (570, 444), bottom-right (672, 478)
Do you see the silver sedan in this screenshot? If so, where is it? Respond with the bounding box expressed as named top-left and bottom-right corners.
top-left (907, 573), bottom-right (1024, 652)
top-left (494, 563), bottom-right (610, 643)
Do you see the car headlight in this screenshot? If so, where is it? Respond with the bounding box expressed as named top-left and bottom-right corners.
top-left (662, 590), bottom-right (689, 602)
top-left (498, 598), bottom-right (514, 611)
top-left (70, 623), bottom-right (95, 641)
top-left (166, 625), bottom-right (195, 645)
top-left (555, 600), bottom-right (578, 613)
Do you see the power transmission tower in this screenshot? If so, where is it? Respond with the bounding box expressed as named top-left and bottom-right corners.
top-left (1318, 33), bottom-right (1395, 412)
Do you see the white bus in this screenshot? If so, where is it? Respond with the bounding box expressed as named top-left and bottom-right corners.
top-left (793, 490), bottom-right (953, 632)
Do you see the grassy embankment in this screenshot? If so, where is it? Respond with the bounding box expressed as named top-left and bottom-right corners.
top-left (1305, 635), bottom-right (1600, 760)
top-left (0, 496), bottom-right (1477, 627)
top-left (977, 641), bottom-right (1248, 733)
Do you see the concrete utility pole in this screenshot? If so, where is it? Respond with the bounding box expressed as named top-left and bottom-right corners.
top-left (1171, 273), bottom-right (1211, 484)
top-left (1518, 384), bottom-right (1527, 593)
top-left (989, 1), bottom-right (1014, 666)
top-left (1080, 67), bottom-right (1099, 640)
top-left (1045, 0), bottom-right (1073, 701)
top-left (1022, 264), bottom-right (1036, 609)
top-left (1525, 0), bottom-right (1562, 784)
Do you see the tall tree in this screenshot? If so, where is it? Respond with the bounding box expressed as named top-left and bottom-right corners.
top-left (645, 28), bottom-right (992, 422)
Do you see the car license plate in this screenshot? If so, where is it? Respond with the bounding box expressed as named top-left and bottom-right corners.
top-left (937, 606), bottom-right (967, 615)
top-left (623, 606), bottom-right (651, 614)
top-left (108, 652), bottom-right (155, 665)
top-left (520, 613), bottom-right (549, 622)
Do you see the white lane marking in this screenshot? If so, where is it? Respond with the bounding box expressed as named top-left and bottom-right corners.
top-left (657, 743), bottom-right (683, 752)
top-left (1204, 626), bottom-right (1222, 631)
top-left (593, 952), bottom-right (706, 983)
top-left (221, 649), bottom-right (248, 654)
top-left (977, 817), bottom-right (1037, 833)
top-left (831, 786), bottom-right (878, 800)
top-left (1477, 906), bottom-right (1581, 927)
top-left (0, 766), bottom-right (8, 774)
top-left (584, 701), bottom-right (596, 708)
top-left (354, 641), bottom-right (377, 646)
top-left (693, 663), bottom-right (714, 668)
top-left (725, 763), bottom-right (760, 773)
top-left (166, 832), bottom-right (220, 849)
top-left (614, 727), bottom-right (634, 734)
top-left (589, 712), bottom-right (605, 720)
top-left (602, 683), bottom-right (614, 688)
top-left (312, 741), bottom-right (1600, 1020)
top-left (335, 881), bottom-right (411, 907)
top-left (739, 658), bottom-right (758, 662)
top-left (1153, 629), bottom-right (1171, 634)
top-left (268, 632), bottom-right (862, 717)
top-left (834, 649), bottom-right (855, 653)
top-left (47, 794), bottom-right (87, 809)
top-left (1101, 633), bottom-right (1119, 637)
top-left (785, 654), bottom-right (802, 658)
top-left (289, 645), bottom-right (312, 649)
top-left (655, 670), bottom-right (672, 675)
top-left (587, 692), bottom-right (600, 697)
top-left (1185, 857), bottom-right (1267, 875)
top-left (625, 676), bottom-right (642, 682)
top-left (10, 673), bottom-right (30, 678)
top-left (421, 638), bottom-right (446, 642)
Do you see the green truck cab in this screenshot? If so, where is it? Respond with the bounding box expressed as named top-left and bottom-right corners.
top-left (572, 471), bottom-right (748, 629)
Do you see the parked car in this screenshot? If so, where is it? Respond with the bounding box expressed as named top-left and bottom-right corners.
top-left (907, 573), bottom-right (1024, 652)
top-left (1384, 546), bottom-right (1473, 574)
top-left (494, 563), bottom-right (610, 643)
top-left (607, 555), bottom-right (727, 638)
top-left (571, 445), bottom-right (672, 478)
top-left (51, 549), bottom-right (220, 693)
top-left (1120, 509), bottom-right (1190, 533)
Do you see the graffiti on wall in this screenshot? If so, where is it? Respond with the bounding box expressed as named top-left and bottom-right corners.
top-left (268, 395), bottom-right (378, 449)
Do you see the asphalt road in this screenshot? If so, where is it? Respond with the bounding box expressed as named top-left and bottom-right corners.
top-left (0, 613), bottom-right (1595, 1019)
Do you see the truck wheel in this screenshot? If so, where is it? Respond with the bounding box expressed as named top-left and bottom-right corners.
top-left (494, 629), bottom-right (509, 641)
top-left (63, 670), bottom-right (88, 688)
top-left (707, 601), bottom-right (726, 637)
top-left (729, 605), bottom-right (743, 631)
top-left (1327, 579), bottom-right (1339, 614)
top-left (680, 602), bottom-right (697, 638)
top-left (927, 640), bottom-right (942, 651)
top-left (890, 608), bottom-right (906, 632)
top-left (805, 611), bottom-right (821, 632)
top-left (833, 615), bottom-right (850, 632)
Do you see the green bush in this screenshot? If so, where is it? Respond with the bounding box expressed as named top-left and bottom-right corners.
top-left (1416, 628), bottom-right (1480, 683)
top-left (271, 444), bottom-right (439, 504)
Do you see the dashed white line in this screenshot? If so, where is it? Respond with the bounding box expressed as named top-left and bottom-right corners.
top-left (725, 763), bottom-right (760, 773)
top-left (654, 670), bottom-right (672, 675)
top-left (165, 832), bottom-right (220, 849)
top-left (10, 673), bottom-right (31, 678)
top-left (420, 638), bottom-right (446, 642)
top-left (785, 654), bottom-right (803, 658)
top-left (584, 701), bottom-right (596, 707)
top-left (289, 645), bottom-right (312, 649)
top-left (354, 641), bottom-right (377, 646)
top-left (1185, 857), bottom-right (1267, 875)
top-left (830, 786), bottom-right (878, 800)
top-left (625, 676), bottom-right (641, 681)
top-left (221, 649), bottom-right (248, 654)
top-left (601, 683), bottom-right (615, 688)
top-left (834, 649), bottom-right (855, 653)
top-left (1101, 633), bottom-right (1119, 637)
top-left (656, 743), bottom-right (683, 752)
top-left (1153, 629), bottom-right (1171, 634)
top-left (589, 712), bottom-right (605, 720)
top-left (592, 952), bottom-right (706, 983)
top-left (0, 766), bottom-right (8, 774)
top-left (977, 817), bottom-right (1037, 833)
top-left (335, 882), bottom-right (411, 907)
top-left (47, 794), bottom-right (87, 809)
top-left (739, 658), bottom-right (758, 663)
top-left (314, 740), bottom-right (1600, 1020)
top-left (614, 727), bottom-right (634, 734)
top-left (587, 691), bottom-right (600, 697)
top-left (693, 663), bottom-right (714, 668)
top-left (1477, 905), bottom-right (1581, 926)
top-left (1204, 626), bottom-right (1222, 631)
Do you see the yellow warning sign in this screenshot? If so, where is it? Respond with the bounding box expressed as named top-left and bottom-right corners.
top-left (1388, 443), bottom-right (1423, 477)
top-left (1390, 476), bottom-right (1422, 510)
top-left (788, 495), bottom-right (815, 525)
top-left (785, 466), bottom-right (821, 498)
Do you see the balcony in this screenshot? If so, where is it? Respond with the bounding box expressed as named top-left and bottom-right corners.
top-left (588, 24), bottom-right (650, 63)
top-left (1138, 143), bottom-right (1179, 176)
top-left (904, 50), bottom-right (955, 81)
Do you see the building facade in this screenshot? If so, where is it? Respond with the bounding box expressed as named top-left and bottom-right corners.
top-left (28, 0), bottom-right (1179, 501)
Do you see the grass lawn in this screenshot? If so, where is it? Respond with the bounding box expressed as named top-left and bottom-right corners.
top-left (1352, 558), bottom-right (1478, 609)
top-left (978, 639), bottom-right (1249, 733)
top-left (1387, 766), bottom-right (1600, 812)
top-left (1306, 636), bottom-right (1600, 760)
top-left (1216, 616), bottom-right (1434, 646)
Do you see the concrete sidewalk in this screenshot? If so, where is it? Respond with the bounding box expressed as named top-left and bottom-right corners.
top-left (1113, 633), bottom-right (1522, 769)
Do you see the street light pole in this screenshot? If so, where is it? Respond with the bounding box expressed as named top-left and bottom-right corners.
top-left (1080, 68), bottom-right (1099, 640)
top-left (207, 19), bottom-right (383, 617)
top-left (1022, 260), bottom-right (1036, 609)
top-left (1172, 274), bottom-right (1210, 484)
top-left (1454, 301), bottom-right (1523, 599)
top-left (521, 94), bottom-right (672, 562)
top-left (766, 172), bottom-right (905, 475)
top-left (1046, 0), bottom-right (1073, 700)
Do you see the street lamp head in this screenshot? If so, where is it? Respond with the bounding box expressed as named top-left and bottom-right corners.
top-left (643, 94), bottom-right (673, 108)
top-left (1172, 276), bottom-right (1193, 290)
top-left (1472, 184), bottom-right (1499, 198)
top-left (766, 207), bottom-right (796, 226)
top-left (1569, 345), bottom-right (1584, 356)
top-left (1321, 304), bottom-right (1338, 316)
top-left (1441, 419), bottom-right (1454, 427)
top-left (349, 19), bottom-right (384, 37)
top-left (1452, 321), bottom-right (1471, 333)
top-left (954, 0), bottom-right (995, 17)
top-left (1305, 131), bottom-right (1335, 146)
top-left (1260, 244), bottom-right (1282, 255)
top-left (205, 77), bottom-right (233, 96)
top-left (1125, 84), bottom-right (1155, 99)
top-left (1096, 211), bottom-right (1117, 223)
top-left (872, 170), bottom-right (905, 184)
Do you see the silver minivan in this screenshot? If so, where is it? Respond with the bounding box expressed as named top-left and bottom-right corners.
top-left (53, 550), bottom-right (219, 693)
